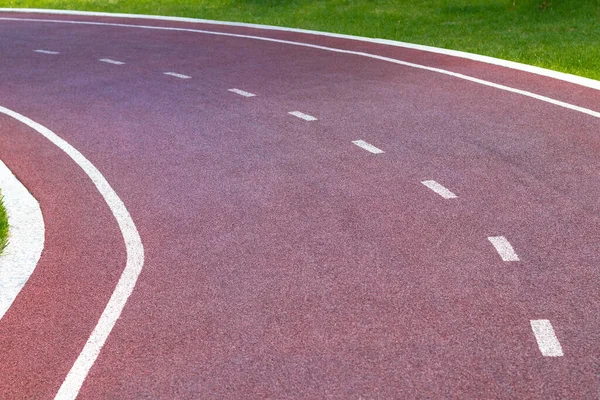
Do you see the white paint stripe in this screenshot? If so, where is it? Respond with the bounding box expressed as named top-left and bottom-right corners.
top-left (530, 320), bottom-right (563, 357)
top-left (98, 58), bottom-right (125, 65)
top-left (1, 18), bottom-right (598, 120)
top-left (3, 8), bottom-right (598, 91)
top-left (163, 71), bottom-right (191, 79)
top-left (0, 106), bottom-right (144, 400)
top-left (34, 49), bottom-right (59, 54)
top-left (0, 160), bottom-right (44, 320)
top-left (289, 111), bottom-right (317, 121)
top-left (228, 88), bottom-right (256, 97)
top-left (421, 180), bottom-right (457, 199)
top-left (352, 140), bottom-right (384, 154)
top-left (487, 236), bottom-right (520, 262)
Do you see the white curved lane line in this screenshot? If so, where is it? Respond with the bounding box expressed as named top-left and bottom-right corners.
top-left (0, 106), bottom-right (144, 400)
top-left (488, 236), bottom-right (520, 262)
top-left (1, 8), bottom-right (598, 91)
top-left (0, 159), bottom-right (44, 320)
top-left (0, 17), bottom-right (599, 121)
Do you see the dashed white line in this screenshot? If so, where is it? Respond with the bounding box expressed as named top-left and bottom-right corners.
top-left (421, 180), bottom-right (457, 199)
top-left (487, 236), bottom-right (520, 261)
top-left (228, 88), bottom-right (256, 97)
top-left (98, 58), bottom-right (125, 65)
top-left (288, 111), bottom-right (317, 121)
top-left (530, 320), bottom-right (563, 357)
top-left (163, 72), bottom-right (191, 79)
top-left (34, 49), bottom-right (59, 54)
top-left (351, 140), bottom-right (384, 154)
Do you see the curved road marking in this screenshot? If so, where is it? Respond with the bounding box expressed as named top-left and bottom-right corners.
top-left (34, 49), bottom-right (59, 55)
top-left (530, 319), bottom-right (563, 357)
top-left (488, 236), bottom-right (520, 262)
top-left (164, 71), bottom-right (191, 79)
top-left (228, 88), bottom-right (256, 97)
top-left (1, 8), bottom-right (598, 91)
top-left (98, 58), bottom-right (125, 65)
top-left (0, 17), bottom-right (598, 121)
top-left (421, 180), bottom-right (457, 199)
top-left (352, 140), bottom-right (384, 154)
top-left (0, 106), bottom-right (144, 400)
top-left (0, 159), bottom-right (44, 321)
top-left (289, 111), bottom-right (317, 121)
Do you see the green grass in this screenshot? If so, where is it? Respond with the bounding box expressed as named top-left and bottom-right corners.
top-left (0, 192), bottom-right (8, 255)
top-left (1, 0), bottom-right (599, 80)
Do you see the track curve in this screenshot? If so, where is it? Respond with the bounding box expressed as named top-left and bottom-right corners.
top-left (0, 10), bottom-right (599, 399)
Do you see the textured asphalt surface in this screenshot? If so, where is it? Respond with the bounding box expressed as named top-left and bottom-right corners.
top-left (0, 12), bottom-right (599, 399)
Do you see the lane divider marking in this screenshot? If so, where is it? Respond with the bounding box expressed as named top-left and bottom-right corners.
top-left (98, 58), bottom-right (125, 65)
top-left (2, 18), bottom-right (598, 120)
top-left (163, 72), bottom-right (191, 79)
top-left (288, 111), bottom-right (317, 121)
top-left (228, 88), bottom-right (256, 97)
top-left (530, 320), bottom-right (564, 357)
top-left (487, 236), bottom-right (520, 261)
top-left (4, 8), bottom-right (597, 91)
top-left (0, 106), bottom-right (145, 400)
top-left (421, 180), bottom-right (457, 199)
top-left (34, 49), bottom-right (59, 55)
top-left (0, 159), bottom-right (44, 321)
top-left (352, 140), bottom-right (384, 154)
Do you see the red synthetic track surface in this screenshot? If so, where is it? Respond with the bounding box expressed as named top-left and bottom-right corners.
top-left (0, 12), bottom-right (599, 399)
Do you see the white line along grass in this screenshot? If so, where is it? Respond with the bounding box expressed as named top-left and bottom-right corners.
top-left (228, 88), bottom-right (256, 97)
top-left (421, 180), bottom-right (457, 199)
top-left (289, 111), bottom-right (317, 121)
top-left (0, 105), bottom-right (144, 400)
top-left (163, 71), bottom-right (191, 79)
top-left (34, 49), bottom-right (59, 55)
top-left (4, 8), bottom-right (598, 91)
top-left (530, 320), bottom-right (564, 357)
top-left (0, 159), bottom-right (44, 321)
top-left (352, 140), bottom-right (384, 154)
top-left (488, 236), bottom-right (520, 262)
top-left (99, 58), bottom-right (125, 65)
top-left (1, 17), bottom-right (599, 120)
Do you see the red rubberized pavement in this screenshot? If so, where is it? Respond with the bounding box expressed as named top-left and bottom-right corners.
top-left (0, 12), bottom-right (599, 399)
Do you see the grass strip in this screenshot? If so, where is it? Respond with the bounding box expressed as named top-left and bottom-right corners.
top-left (0, 192), bottom-right (8, 255)
top-left (1, 0), bottom-right (599, 81)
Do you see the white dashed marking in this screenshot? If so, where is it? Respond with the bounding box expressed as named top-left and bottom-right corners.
top-left (164, 72), bottom-right (191, 79)
top-left (34, 49), bottom-right (59, 54)
top-left (487, 236), bottom-right (520, 261)
top-left (530, 320), bottom-right (563, 357)
top-left (352, 140), bottom-right (384, 154)
top-left (99, 58), bottom-right (125, 65)
top-left (228, 88), bottom-right (256, 97)
top-left (421, 180), bottom-right (457, 199)
top-left (289, 111), bottom-right (317, 121)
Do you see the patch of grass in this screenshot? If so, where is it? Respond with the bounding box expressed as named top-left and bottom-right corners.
top-left (1, 0), bottom-right (599, 80)
top-left (0, 192), bottom-right (8, 255)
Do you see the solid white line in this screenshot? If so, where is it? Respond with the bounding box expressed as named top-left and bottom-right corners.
top-left (2, 17), bottom-right (599, 120)
top-left (228, 88), bottom-right (256, 97)
top-left (289, 111), bottom-right (317, 121)
top-left (0, 160), bottom-right (44, 321)
top-left (421, 180), bottom-right (457, 199)
top-left (3, 8), bottom-right (598, 91)
top-left (530, 320), bottom-right (563, 357)
top-left (34, 49), bottom-right (59, 55)
top-left (0, 105), bottom-right (145, 400)
top-left (98, 58), bottom-right (125, 65)
top-left (487, 236), bottom-right (520, 261)
top-left (352, 140), bottom-right (384, 154)
top-left (164, 71), bottom-right (191, 79)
